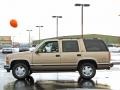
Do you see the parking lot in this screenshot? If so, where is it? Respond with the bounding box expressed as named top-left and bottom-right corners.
top-left (0, 52), bottom-right (120, 90)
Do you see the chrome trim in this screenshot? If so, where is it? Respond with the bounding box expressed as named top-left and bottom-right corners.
top-left (30, 64), bottom-right (76, 66)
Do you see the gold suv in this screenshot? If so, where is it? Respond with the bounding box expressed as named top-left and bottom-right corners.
top-left (4, 38), bottom-right (112, 80)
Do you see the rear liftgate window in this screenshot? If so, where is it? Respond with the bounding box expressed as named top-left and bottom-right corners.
top-left (83, 39), bottom-right (108, 52)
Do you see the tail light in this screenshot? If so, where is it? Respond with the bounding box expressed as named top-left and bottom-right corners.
top-left (109, 52), bottom-right (111, 61)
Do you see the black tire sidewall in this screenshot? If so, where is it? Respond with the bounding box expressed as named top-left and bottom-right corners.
top-left (12, 63), bottom-right (29, 80)
top-left (79, 63), bottom-right (96, 79)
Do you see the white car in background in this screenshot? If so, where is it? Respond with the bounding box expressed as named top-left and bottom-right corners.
top-left (107, 44), bottom-right (120, 52)
top-left (2, 45), bottom-right (13, 53)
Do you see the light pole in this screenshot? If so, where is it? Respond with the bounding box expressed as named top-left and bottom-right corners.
top-left (26, 30), bottom-right (32, 46)
top-left (36, 26), bottom-right (43, 44)
top-left (75, 4), bottom-right (90, 38)
top-left (52, 16), bottom-right (62, 37)
top-left (12, 36), bottom-right (15, 48)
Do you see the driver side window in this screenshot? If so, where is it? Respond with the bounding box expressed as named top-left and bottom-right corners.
top-left (40, 41), bottom-right (59, 53)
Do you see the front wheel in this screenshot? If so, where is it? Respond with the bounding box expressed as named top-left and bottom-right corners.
top-left (12, 63), bottom-right (29, 80)
top-left (78, 63), bottom-right (96, 80)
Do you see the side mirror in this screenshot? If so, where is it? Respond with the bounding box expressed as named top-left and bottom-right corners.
top-left (35, 48), bottom-right (44, 54)
top-left (35, 50), bottom-right (39, 54)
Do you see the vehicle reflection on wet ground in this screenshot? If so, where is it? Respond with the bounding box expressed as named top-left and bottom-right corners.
top-left (35, 77), bottom-right (110, 90)
top-left (4, 74), bottom-right (110, 90)
top-left (4, 76), bottom-right (35, 90)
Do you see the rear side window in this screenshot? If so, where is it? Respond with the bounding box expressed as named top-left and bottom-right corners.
top-left (83, 39), bottom-right (108, 52)
top-left (62, 40), bottom-right (79, 52)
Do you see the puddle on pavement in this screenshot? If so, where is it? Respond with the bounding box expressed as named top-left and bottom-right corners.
top-left (4, 76), bottom-right (110, 90)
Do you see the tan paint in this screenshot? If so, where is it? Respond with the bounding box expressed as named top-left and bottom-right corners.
top-left (5, 38), bottom-right (111, 71)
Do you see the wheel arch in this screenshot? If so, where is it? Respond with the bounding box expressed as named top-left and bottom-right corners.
top-left (10, 60), bottom-right (31, 70)
top-left (77, 59), bottom-right (97, 70)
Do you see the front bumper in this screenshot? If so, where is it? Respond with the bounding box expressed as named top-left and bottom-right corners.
top-left (4, 65), bottom-right (10, 72)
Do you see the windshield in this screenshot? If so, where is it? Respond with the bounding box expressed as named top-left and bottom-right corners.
top-left (34, 41), bottom-right (45, 52)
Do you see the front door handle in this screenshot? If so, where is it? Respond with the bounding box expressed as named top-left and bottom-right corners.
top-left (56, 55), bottom-right (60, 57)
top-left (77, 54), bottom-right (81, 56)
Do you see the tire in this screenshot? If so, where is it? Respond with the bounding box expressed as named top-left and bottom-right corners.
top-left (78, 63), bottom-right (96, 80)
top-left (12, 63), bottom-right (29, 80)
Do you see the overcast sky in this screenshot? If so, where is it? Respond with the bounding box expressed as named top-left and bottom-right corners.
top-left (0, 0), bottom-right (120, 43)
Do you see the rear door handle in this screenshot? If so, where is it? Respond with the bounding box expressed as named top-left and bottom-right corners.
top-left (56, 55), bottom-right (60, 57)
top-left (77, 54), bottom-right (81, 56)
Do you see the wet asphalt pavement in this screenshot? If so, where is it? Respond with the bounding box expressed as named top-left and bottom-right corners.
top-left (1, 52), bottom-right (120, 90)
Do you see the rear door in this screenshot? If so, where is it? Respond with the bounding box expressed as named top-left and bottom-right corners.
top-left (60, 40), bottom-right (81, 70)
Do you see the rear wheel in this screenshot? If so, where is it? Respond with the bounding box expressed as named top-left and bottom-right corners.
top-left (78, 63), bottom-right (96, 79)
top-left (12, 63), bottom-right (29, 80)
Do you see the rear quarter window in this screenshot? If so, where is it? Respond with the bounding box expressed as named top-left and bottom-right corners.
top-left (83, 39), bottom-right (108, 52)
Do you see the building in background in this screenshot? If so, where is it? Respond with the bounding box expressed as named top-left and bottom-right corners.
top-left (0, 36), bottom-right (12, 49)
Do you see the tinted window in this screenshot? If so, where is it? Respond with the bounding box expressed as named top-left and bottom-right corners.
top-left (62, 40), bottom-right (79, 52)
top-left (84, 39), bottom-right (108, 51)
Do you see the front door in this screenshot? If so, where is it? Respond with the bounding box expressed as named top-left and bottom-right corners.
top-left (32, 41), bottom-right (60, 70)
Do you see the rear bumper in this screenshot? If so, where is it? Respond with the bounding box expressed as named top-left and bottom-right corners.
top-left (4, 65), bottom-right (10, 72)
top-left (97, 63), bottom-right (113, 70)
top-left (110, 62), bottom-right (120, 65)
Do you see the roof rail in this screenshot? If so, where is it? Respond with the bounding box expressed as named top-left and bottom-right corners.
top-left (57, 37), bottom-right (81, 39)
